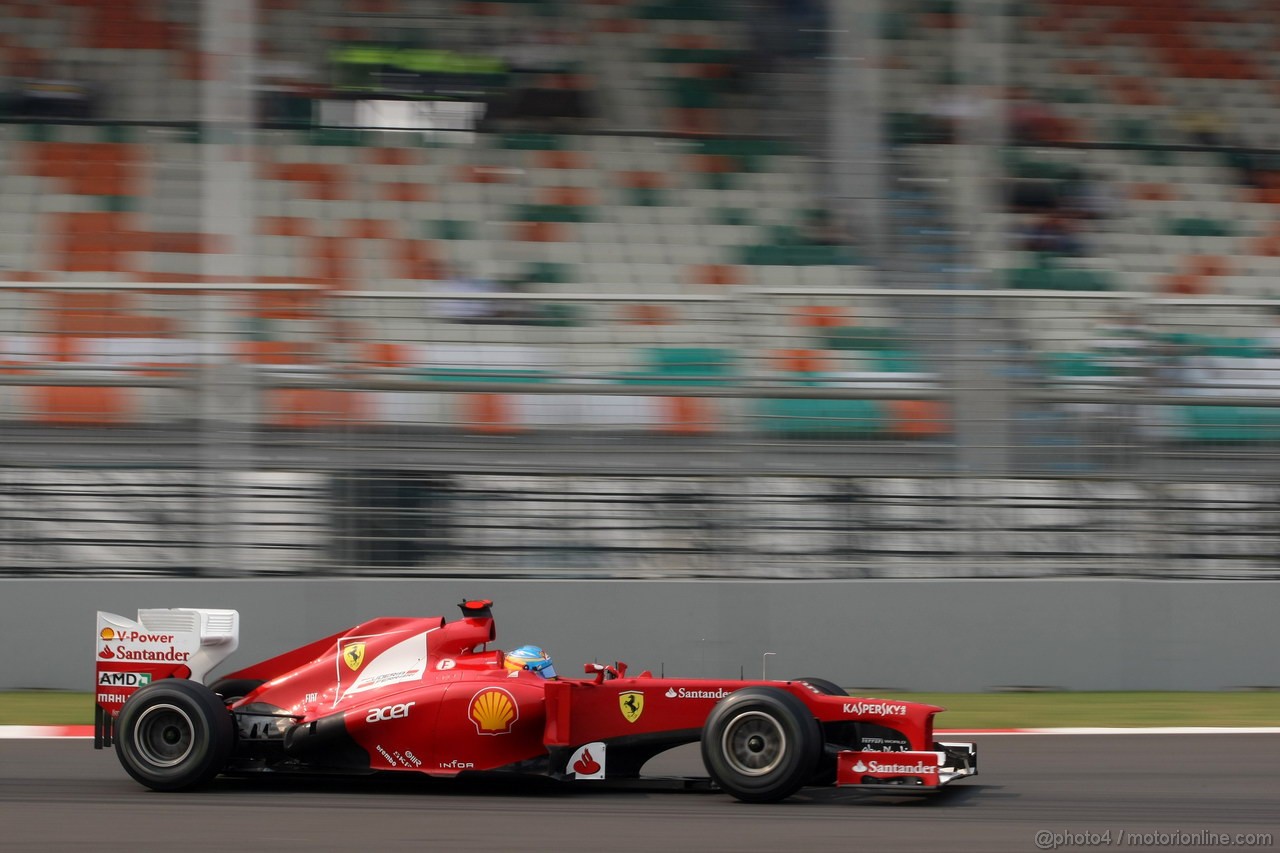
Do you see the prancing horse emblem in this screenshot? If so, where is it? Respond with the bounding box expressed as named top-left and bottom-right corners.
top-left (342, 641), bottom-right (366, 671)
top-left (619, 691), bottom-right (644, 723)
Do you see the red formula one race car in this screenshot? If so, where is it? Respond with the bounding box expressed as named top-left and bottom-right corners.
top-left (93, 600), bottom-right (977, 802)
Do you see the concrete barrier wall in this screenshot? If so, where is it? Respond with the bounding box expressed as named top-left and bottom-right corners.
top-left (5, 578), bottom-right (1279, 692)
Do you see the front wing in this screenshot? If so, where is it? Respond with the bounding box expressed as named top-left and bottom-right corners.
top-left (836, 741), bottom-right (978, 789)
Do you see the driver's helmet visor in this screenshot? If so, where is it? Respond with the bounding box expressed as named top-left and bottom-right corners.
top-left (527, 658), bottom-right (557, 679)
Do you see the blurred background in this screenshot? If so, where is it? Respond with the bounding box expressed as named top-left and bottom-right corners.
top-left (2, 0), bottom-right (1280, 582)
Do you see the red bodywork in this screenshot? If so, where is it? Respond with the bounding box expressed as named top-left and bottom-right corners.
top-left (97, 600), bottom-right (977, 792)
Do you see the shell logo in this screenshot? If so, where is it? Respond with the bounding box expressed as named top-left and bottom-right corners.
top-left (469, 687), bottom-right (518, 735)
top-left (100, 628), bottom-right (115, 641)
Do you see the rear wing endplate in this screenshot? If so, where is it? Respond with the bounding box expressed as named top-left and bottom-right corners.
top-left (94, 608), bottom-right (239, 748)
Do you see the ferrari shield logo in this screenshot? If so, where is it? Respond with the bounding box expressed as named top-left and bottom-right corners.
top-left (342, 641), bottom-right (366, 671)
top-left (619, 691), bottom-right (644, 723)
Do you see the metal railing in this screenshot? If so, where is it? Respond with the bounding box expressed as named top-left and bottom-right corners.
top-left (2, 283), bottom-right (1280, 579)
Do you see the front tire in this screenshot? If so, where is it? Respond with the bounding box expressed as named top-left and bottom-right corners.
top-left (791, 677), bottom-right (853, 785)
top-left (700, 687), bottom-right (821, 803)
top-left (115, 679), bottom-right (234, 791)
top-left (791, 677), bottom-right (847, 696)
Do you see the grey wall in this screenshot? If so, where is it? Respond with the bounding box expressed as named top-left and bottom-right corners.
top-left (5, 579), bottom-right (1279, 692)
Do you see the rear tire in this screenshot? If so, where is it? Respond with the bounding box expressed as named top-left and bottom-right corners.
top-left (115, 680), bottom-right (234, 791)
top-left (700, 687), bottom-right (821, 803)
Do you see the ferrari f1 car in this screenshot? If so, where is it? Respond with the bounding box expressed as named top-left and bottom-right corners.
top-left (93, 600), bottom-right (977, 802)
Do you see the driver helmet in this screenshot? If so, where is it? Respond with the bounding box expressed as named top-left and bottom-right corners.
top-left (504, 644), bottom-right (557, 679)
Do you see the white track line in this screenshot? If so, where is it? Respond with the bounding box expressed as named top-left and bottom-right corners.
top-left (0, 726), bottom-right (94, 739)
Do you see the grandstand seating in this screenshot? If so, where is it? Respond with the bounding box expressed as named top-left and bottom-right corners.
top-left (0, 0), bottom-right (899, 436)
top-left (885, 0), bottom-right (1280, 299)
top-left (0, 122), bottom-right (858, 290)
top-left (5, 0), bottom-right (1280, 442)
top-left (879, 0), bottom-right (1280, 443)
top-left (0, 0), bottom-right (855, 303)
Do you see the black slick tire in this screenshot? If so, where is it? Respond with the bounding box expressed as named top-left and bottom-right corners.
top-left (791, 677), bottom-right (848, 696)
top-left (115, 679), bottom-right (235, 791)
top-left (700, 686), bottom-right (821, 803)
top-left (791, 678), bottom-right (853, 784)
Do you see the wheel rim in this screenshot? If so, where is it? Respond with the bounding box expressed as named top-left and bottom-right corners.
top-left (721, 710), bottom-right (786, 777)
top-left (133, 703), bottom-right (196, 768)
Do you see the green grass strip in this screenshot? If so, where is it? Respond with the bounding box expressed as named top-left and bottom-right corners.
top-left (1, 692), bottom-right (98, 726)
top-left (875, 692), bottom-right (1280, 729)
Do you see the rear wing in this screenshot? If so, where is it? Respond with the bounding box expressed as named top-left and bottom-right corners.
top-left (94, 608), bottom-right (239, 748)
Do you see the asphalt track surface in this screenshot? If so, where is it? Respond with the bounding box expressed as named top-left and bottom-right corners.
top-left (1, 736), bottom-right (1277, 853)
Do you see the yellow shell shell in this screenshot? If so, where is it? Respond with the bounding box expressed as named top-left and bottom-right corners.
top-left (470, 689), bottom-right (516, 733)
